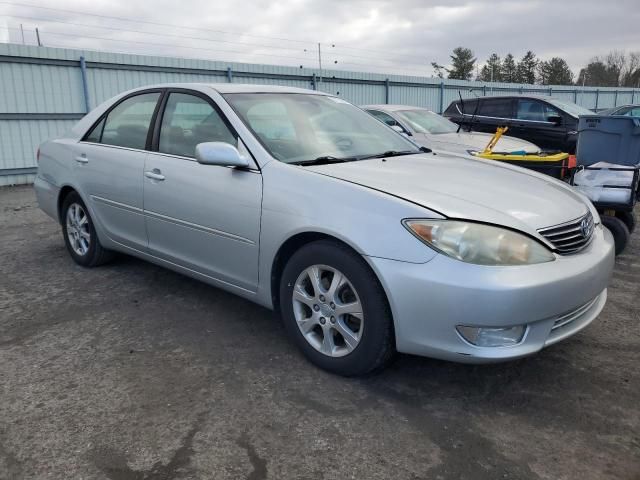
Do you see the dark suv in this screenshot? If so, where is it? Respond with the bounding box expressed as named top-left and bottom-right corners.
top-left (443, 95), bottom-right (593, 153)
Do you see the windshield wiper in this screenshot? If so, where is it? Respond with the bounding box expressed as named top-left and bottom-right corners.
top-left (360, 150), bottom-right (418, 160)
top-left (291, 155), bottom-right (359, 166)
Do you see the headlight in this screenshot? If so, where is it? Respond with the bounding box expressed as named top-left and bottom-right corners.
top-left (403, 219), bottom-right (555, 266)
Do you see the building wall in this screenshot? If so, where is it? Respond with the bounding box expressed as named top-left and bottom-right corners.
top-left (1, 43), bottom-right (638, 186)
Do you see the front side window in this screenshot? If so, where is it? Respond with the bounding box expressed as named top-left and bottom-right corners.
top-left (225, 93), bottom-right (419, 163)
top-left (478, 98), bottom-right (513, 118)
top-left (517, 100), bottom-right (560, 122)
top-left (158, 93), bottom-right (236, 158)
top-left (395, 109), bottom-right (458, 134)
top-left (96, 92), bottom-right (161, 149)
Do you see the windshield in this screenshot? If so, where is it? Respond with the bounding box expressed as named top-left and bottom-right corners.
top-left (395, 109), bottom-right (458, 134)
top-left (223, 93), bottom-right (420, 163)
top-left (546, 98), bottom-right (593, 117)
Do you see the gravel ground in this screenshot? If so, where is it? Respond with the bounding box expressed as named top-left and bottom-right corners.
top-left (1, 184), bottom-right (638, 480)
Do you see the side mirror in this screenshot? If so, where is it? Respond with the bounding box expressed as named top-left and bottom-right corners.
top-left (547, 115), bottom-right (562, 125)
top-left (195, 142), bottom-right (250, 168)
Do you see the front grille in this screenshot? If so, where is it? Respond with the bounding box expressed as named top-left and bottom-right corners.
top-left (538, 212), bottom-right (595, 254)
top-left (551, 296), bottom-right (599, 332)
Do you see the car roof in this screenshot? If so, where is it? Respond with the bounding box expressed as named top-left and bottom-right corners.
top-left (362, 104), bottom-right (432, 112)
top-left (456, 94), bottom-right (567, 102)
top-left (124, 83), bottom-right (330, 95)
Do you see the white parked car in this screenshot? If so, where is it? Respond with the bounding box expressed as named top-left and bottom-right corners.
top-left (364, 104), bottom-right (540, 155)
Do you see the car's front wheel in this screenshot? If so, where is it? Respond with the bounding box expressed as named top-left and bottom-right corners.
top-left (279, 240), bottom-right (395, 376)
top-left (61, 192), bottom-right (113, 267)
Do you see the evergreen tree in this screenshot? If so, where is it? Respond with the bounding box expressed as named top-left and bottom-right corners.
top-left (538, 57), bottom-right (574, 85)
top-left (447, 47), bottom-right (476, 80)
top-left (502, 53), bottom-right (518, 83)
top-left (516, 51), bottom-right (538, 84)
top-left (478, 53), bottom-right (502, 82)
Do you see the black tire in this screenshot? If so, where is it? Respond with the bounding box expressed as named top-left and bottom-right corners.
top-left (279, 240), bottom-right (395, 376)
top-left (615, 211), bottom-right (636, 234)
top-left (601, 215), bottom-right (630, 256)
top-left (61, 191), bottom-right (114, 267)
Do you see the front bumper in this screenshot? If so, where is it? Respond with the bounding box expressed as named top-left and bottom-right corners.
top-left (367, 224), bottom-right (615, 363)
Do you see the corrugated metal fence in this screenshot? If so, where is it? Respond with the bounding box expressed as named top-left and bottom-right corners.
top-left (1, 43), bottom-right (639, 186)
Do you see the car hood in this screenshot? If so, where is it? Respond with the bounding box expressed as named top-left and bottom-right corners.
top-left (414, 131), bottom-right (539, 154)
top-left (305, 153), bottom-right (588, 233)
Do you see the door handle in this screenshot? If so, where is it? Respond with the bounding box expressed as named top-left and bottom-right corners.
top-left (144, 170), bottom-right (165, 181)
top-left (75, 154), bottom-right (88, 164)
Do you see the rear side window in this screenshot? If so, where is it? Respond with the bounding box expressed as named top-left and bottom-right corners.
top-left (88, 92), bottom-right (161, 150)
top-left (445, 99), bottom-right (478, 115)
top-left (478, 98), bottom-right (513, 118)
top-left (158, 93), bottom-right (236, 158)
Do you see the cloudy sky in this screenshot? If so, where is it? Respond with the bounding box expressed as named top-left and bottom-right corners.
top-left (0, 0), bottom-right (638, 77)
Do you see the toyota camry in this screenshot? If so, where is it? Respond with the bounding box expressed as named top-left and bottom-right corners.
top-left (34, 84), bottom-right (615, 376)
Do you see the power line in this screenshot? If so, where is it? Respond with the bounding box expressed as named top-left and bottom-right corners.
top-left (1, 16), bottom-right (429, 73)
top-left (0, 1), bottom-right (315, 45)
top-left (3, 12), bottom-right (427, 69)
top-left (10, 27), bottom-right (315, 63)
top-left (0, 26), bottom-right (430, 75)
top-left (325, 43), bottom-right (430, 63)
top-left (3, 13), bottom-right (309, 54)
top-left (0, 1), bottom-right (430, 67)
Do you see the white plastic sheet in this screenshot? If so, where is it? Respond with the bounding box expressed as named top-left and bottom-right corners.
top-left (573, 162), bottom-right (635, 204)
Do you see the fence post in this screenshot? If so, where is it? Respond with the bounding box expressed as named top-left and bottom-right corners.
top-left (483, 85), bottom-right (487, 96)
top-left (79, 56), bottom-right (90, 113)
top-left (311, 74), bottom-right (317, 90)
top-left (385, 78), bottom-right (390, 104)
top-left (439, 81), bottom-right (444, 114)
top-left (549, 87), bottom-right (552, 97)
top-left (614, 89), bottom-right (618, 107)
top-left (595, 89), bottom-right (599, 110)
top-left (226, 67), bottom-right (233, 83)
top-left (574, 89), bottom-right (578, 103)
top-left (633, 89), bottom-right (636, 105)
top-left (519, 86), bottom-right (523, 95)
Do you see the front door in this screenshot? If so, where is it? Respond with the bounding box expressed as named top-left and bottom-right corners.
top-left (512, 99), bottom-right (567, 150)
top-left (143, 91), bottom-right (262, 292)
top-left (74, 91), bottom-right (161, 249)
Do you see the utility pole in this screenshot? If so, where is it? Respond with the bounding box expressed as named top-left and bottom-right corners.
top-left (490, 65), bottom-right (494, 95)
top-left (35, 27), bottom-right (41, 46)
top-left (317, 42), bottom-right (323, 85)
top-left (19, 24), bottom-right (25, 44)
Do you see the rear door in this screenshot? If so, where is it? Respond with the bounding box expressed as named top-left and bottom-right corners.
top-left (512, 99), bottom-right (567, 150)
top-left (472, 97), bottom-right (515, 133)
top-left (75, 90), bottom-right (162, 249)
top-left (142, 90), bottom-right (262, 291)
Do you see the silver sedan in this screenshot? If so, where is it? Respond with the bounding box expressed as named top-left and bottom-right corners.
top-left (35, 83), bottom-right (615, 376)
top-left (363, 104), bottom-right (540, 155)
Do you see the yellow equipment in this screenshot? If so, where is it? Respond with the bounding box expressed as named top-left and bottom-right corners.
top-left (471, 126), bottom-right (570, 163)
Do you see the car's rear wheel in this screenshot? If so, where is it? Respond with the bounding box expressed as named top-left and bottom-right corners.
top-left (61, 192), bottom-right (114, 267)
top-left (279, 240), bottom-right (395, 376)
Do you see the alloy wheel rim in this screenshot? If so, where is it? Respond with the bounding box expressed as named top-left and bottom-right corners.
top-left (292, 264), bottom-right (363, 357)
top-left (66, 203), bottom-right (90, 256)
